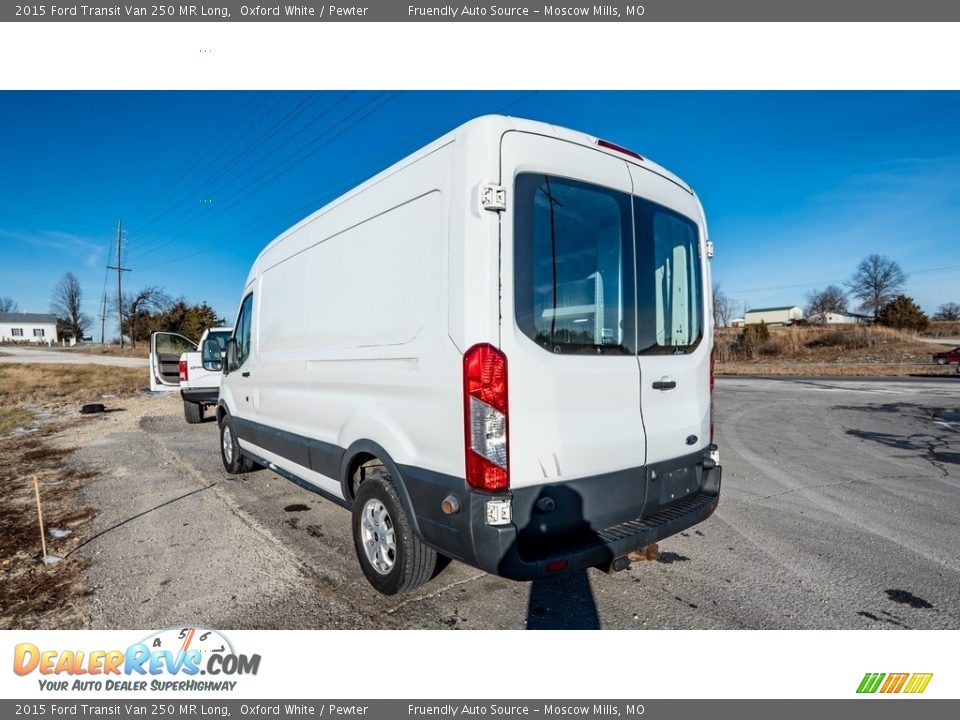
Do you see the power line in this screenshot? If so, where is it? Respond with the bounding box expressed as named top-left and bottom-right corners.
top-left (133, 91), bottom-right (539, 272)
top-left (128, 91), bottom-right (312, 248)
top-left (131, 92), bottom-right (397, 268)
top-left (122, 93), bottom-right (270, 223)
top-left (131, 91), bottom-right (352, 262)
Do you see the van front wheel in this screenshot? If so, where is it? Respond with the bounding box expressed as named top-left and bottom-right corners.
top-left (219, 414), bottom-right (253, 474)
top-left (352, 475), bottom-right (436, 595)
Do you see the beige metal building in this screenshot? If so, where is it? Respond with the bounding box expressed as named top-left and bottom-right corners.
top-left (744, 306), bottom-right (804, 326)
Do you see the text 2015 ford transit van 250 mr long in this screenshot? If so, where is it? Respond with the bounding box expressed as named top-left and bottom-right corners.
top-left (208, 115), bottom-right (721, 595)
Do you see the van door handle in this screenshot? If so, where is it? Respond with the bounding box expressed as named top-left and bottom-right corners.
top-left (652, 379), bottom-right (676, 390)
top-left (241, 371), bottom-right (250, 378)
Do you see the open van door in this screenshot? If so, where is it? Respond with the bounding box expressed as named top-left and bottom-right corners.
top-left (149, 332), bottom-right (196, 391)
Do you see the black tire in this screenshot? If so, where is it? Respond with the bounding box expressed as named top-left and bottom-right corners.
top-left (183, 401), bottom-right (203, 424)
top-left (352, 473), bottom-right (436, 596)
top-left (219, 413), bottom-right (253, 474)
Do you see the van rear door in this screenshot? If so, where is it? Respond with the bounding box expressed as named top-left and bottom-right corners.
top-left (499, 131), bottom-right (646, 492)
top-left (627, 164), bottom-right (711, 467)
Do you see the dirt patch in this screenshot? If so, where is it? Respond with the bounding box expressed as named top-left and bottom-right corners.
top-left (0, 425), bottom-right (98, 629)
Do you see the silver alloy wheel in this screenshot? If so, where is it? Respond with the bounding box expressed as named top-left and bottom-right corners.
top-left (360, 499), bottom-right (397, 575)
top-left (223, 424), bottom-right (234, 464)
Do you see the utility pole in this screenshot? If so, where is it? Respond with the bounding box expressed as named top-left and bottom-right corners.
top-left (99, 293), bottom-right (107, 344)
top-left (106, 220), bottom-right (130, 347)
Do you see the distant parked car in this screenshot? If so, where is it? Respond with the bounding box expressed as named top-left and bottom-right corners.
top-left (932, 347), bottom-right (960, 364)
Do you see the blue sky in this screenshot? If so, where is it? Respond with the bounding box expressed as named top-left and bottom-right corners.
top-left (1, 91), bottom-right (958, 333)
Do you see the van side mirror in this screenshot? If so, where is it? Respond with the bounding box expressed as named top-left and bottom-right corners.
top-left (224, 338), bottom-right (238, 374)
top-left (201, 338), bottom-right (223, 372)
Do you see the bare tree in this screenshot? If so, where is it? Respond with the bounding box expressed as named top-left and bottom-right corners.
top-left (122, 286), bottom-right (171, 348)
top-left (50, 272), bottom-right (92, 340)
top-left (712, 282), bottom-right (737, 327)
top-left (805, 285), bottom-right (849, 321)
top-left (933, 302), bottom-right (960, 321)
top-left (0, 296), bottom-right (18, 313)
top-left (846, 254), bottom-right (907, 320)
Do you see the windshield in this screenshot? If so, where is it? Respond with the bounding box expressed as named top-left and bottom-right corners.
top-left (514, 172), bottom-right (703, 356)
top-left (206, 330), bottom-right (232, 350)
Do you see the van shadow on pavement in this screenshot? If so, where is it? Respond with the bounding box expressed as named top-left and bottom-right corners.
top-left (526, 570), bottom-right (601, 630)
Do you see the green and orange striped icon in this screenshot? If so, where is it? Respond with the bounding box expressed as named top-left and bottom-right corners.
top-left (857, 672), bottom-right (933, 694)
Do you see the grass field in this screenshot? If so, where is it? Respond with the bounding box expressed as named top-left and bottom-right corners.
top-left (715, 324), bottom-right (953, 376)
top-left (0, 364), bottom-right (147, 409)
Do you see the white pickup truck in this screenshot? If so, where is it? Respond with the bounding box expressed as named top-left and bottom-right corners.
top-left (148, 327), bottom-right (232, 423)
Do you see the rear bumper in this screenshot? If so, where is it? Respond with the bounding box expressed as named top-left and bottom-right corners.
top-left (180, 387), bottom-right (219, 405)
top-left (401, 448), bottom-right (721, 581)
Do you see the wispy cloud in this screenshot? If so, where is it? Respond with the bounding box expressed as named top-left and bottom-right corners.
top-left (0, 228), bottom-right (107, 270)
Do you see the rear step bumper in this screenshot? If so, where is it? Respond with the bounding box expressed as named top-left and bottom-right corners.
top-left (403, 448), bottom-right (721, 581)
top-left (180, 387), bottom-right (220, 405)
top-left (490, 483), bottom-right (720, 580)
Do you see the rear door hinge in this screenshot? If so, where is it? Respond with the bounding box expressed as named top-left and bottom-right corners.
top-left (480, 183), bottom-right (506, 212)
top-left (705, 240), bottom-right (715, 259)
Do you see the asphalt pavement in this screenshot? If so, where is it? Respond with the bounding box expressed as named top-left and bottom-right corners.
top-left (66, 376), bottom-right (960, 629)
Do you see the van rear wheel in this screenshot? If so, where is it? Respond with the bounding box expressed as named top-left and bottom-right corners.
top-left (352, 475), bottom-right (436, 595)
top-left (183, 401), bottom-right (203, 424)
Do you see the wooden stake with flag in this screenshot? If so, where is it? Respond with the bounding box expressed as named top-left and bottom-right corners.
top-left (32, 475), bottom-right (48, 561)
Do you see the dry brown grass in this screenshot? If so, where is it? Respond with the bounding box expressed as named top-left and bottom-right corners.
top-left (63, 344), bottom-right (150, 359)
top-left (0, 364), bottom-right (147, 408)
top-left (924, 321), bottom-right (960, 338)
top-left (715, 324), bottom-right (949, 375)
top-left (0, 407), bottom-right (35, 435)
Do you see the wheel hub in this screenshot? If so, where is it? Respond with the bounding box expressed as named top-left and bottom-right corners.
top-left (360, 499), bottom-right (396, 575)
top-left (223, 426), bottom-right (234, 464)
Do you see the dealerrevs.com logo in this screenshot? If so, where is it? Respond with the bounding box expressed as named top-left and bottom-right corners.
top-left (14, 627), bottom-right (260, 692)
top-left (857, 673), bottom-right (933, 694)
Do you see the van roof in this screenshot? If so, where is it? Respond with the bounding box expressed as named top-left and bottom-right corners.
top-left (250, 114), bottom-right (695, 276)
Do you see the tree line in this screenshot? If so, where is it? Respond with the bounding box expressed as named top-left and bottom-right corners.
top-left (7, 272), bottom-right (225, 347)
top-left (713, 254), bottom-right (958, 332)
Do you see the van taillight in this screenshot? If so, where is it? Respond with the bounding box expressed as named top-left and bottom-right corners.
top-left (463, 344), bottom-right (509, 491)
top-left (179, 359), bottom-right (188, 382)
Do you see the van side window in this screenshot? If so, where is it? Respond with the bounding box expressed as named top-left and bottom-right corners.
top-left (514, 173), bottom-right (635, 355)
top-left (234, 294), bottom-right (254, 367)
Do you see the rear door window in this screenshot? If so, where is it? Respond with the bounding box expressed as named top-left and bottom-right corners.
top-left (514, 173), bottom-right (703, 357)
top-left (513, 173), bottom-right (635, 355)
top-left (634, 199), bottom-right (704, 354)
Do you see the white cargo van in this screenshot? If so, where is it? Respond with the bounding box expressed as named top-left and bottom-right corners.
top-left (209, 115), bottom-right (721, 595)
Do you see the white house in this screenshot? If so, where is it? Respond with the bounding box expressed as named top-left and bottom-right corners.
top-left (807, 312), bottom-right (872, 325)
top-left (0, 312), bottom-right (58, 343)
top-left (744, 306), bottom-right (804, 326)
